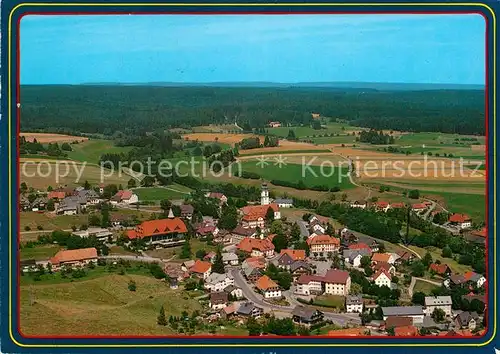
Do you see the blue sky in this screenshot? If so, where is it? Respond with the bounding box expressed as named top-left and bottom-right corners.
top-left (21, 14), bottom-right (485, 85)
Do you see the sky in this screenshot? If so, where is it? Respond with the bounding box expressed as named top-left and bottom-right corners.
top-left (21, 14), bottom-right (485, 85)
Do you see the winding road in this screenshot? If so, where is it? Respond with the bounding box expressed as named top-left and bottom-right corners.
top-left (229, 268), bottom-right (361, 326)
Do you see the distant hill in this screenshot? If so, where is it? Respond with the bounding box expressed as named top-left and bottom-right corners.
top-left (81, 81), bottom-right (484, 91)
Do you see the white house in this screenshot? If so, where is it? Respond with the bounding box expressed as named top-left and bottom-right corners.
top-left (222, 252), bottom-right (239, 266)
top-left (346, 295), bottom-right (364, 313)
top-left (449, 213), bottom-right (472, 230)
top-left (274, 198), bottom-right (293, 208)
top-left (464, 271), bottom-right (487, 288)
top-left (256, 275), bottom-right (282, 299)
top-left (295, 275), bottom-right (324, 296)
top-left (424, 296), bottom-right (453, 317)
top-left (372, 269), bottom-right (392, 288)
top-left (204, 272), bottom-right (235, 292)
top-left (350, 201), bottom-right (367, 209)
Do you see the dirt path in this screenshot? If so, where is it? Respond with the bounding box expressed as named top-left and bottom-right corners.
top-left (408, 276), bottom-right (442, 297)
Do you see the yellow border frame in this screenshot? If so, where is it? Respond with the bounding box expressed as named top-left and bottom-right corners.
top-left (8, 3), bottom-right (497, 348)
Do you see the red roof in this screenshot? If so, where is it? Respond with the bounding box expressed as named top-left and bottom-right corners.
top-left (240, 204), bottom-right (279, 221)
top-left (323, 269), bottom-right (350, 284)
top-left (349, 243), bottom-right (371, 251)
top-left (113, 190), bottom-right (133, 201)
top-left (412, 203), bottom-right (427, 210)
top-left (449, 213), bottom-right (471, 223)
top-left (237, 237), bottom-right (275, 253)
top-left (245, 257), bottom-right (267, 269)
top-left (208, 192), bottom-right (225, 200)
top-left (371, 253), bottom-right (391, 263)
top-left (394, 325), bottom-right (418, 336)
top-left (372, 269), bottom-right (392, 281)
top-left (376, 201), bottom-right (389, 208)
top-left (429, 263), bottom-right (450, 275)
top-left (190, 260), bottom-right (212, 274)
top-left (471, 227), bottom-right (487, 238)
top-left (390, 202), bottom-right (405, 208)
top-left (255, 275), bottom-right (279, 291)
top-left (296, 274), bottom-right (325, 284)
top-left (307, 234), bottom-right (340, 247)
top-left (126, 218), bottom-right (187, 239)
top-left (280, 249), bottom-right (306, 261)
top-left (196, 225), bottom-right (217, 235)
top-left (48, 191), bottom-right (66, 200)
top-left (50, 247), bottom-right (98, 265)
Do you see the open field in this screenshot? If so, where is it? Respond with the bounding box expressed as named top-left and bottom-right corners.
top-left (21, 133), bottom-right (88, 144)
top-left (132, 185), bottom-right (192, 202)
top-left (422, 191), bottom-right (486, 222)
top-left (20, 273), bottom-right (205, 336)
top-left (145, 239), bottom-right (216, 260)
top-left (413, 279), bottom-right (439, 294)
top-left (20, 245), bottom-right (62, 261)
top-left (20, 212), bottom-right (89, 234)
top-left (19, 160), bottom-right (130, 190)
top-left (182, 132), bottom-right (263, 146)
top-left (239, 148), bottom-right (331, 156)
top-left (313, 294), bottom-right (345, 309)
top-left (68, 139), bottom-right (132, 164)
top-left (238, 160), bottom-right (355, 190)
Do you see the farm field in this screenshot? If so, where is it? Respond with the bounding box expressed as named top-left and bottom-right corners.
top-left (20, 245), bottom-right (62, 261)
top-left (132, 185), bottom-right (192, 202)
top-left (182, 132), bottom-right (263, 146)
top-left (20, 273), bottom-right (206, 336)
top-left (19, 159), bottom-right (130, 190)
top-left (67, 139), bottom-right (132, 164)
top-left (238, 148), bottom-right (331, 156)
top-left (21, 132), bottom-right (88, 144)
top-left (413, 279), bottom-right (439, 295)
top-left (20, 212), bottom-right (89, 235)
top-left (238, 160), bottom-right (355, 190)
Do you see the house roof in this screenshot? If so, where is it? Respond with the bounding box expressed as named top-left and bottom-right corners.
top-left (190, 260), bottom-right (212, 274)
top-left (208, 192), bottom-right (225, 200)
top-left (243, 257), bottom-right (267, 269)
top-left (274, 198), bottom-right (293, 204)
top-left (205, 272), bottom-right (232, 285)
top-left (231, 226), bottom-right (257, 236)
top-left (371, 253), bottom-right (392, 263)
top-left (291, 305), bottom-right (322, 321)
top-left (412, 203), bottom-right (427, 210)
top-left (180, 204), bottom-right (194, 214)
top-left (382, 306), bottom-right (424, 317)
top-left (372, 269), bottom-right (392, 281)
top-left (307, 234), bottom-right (340, 247)
top-left (385, 316), bottom-right (413, 329)
top-left (296, 274), bottom-right (325, 285)
top-left (449, 213), bottom-right (471, 223)
top-left (373, 262), bottom-right (394, 273)
top-left (290, 260), bottom-right (312, 273)
top-left (323, 269), bottom-right (350, 284)
top-left (222, 252), bottom-right (238, 262)
top-left (430, 263), bottom-right (450, 274)
top-left (240, 204), bottom-right (279, 221)
top-left (376, 201), bottom-right (389, 208)
top-left (126, 218), bottom-right (187, 239)
top-left (449, 274), bottom-right (467, 285)
top-left (346, 295), bottom-right (363, 305)
top-left (50, 247), bottom-right (98, 265)
top-left (390, 202), bottom-right (406, 208)
top-left (464, 271), bottom-right (484, 282)
top-left (48, 191), bottom-right (66, 199)
top-left (210, 291), bottom-right (228, 304)
top-left (471, 227), bottom-right (487, 238)
top-left (348, 243), bottom-right (371, 252)
top-left (255, 275), bottom-right (279, 291)
top-left (237, 302), bottom-right (262, 315)
top-left (425, 296), bottom-right (452, 306)
top-left (237, 237), bottom-right (275, 253)
top-left (280, 249), bottom-right (306, 261)
top-left (394, 325), bottom-right (418, 336)
top-left (113, 190), bottom-right (134, 201)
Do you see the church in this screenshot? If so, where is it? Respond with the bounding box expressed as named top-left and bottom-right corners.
top-left (239, 183), bottom-right (281, 229)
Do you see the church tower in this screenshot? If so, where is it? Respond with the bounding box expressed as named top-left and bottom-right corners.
top-left (261, 183), bottom-right (270, 205)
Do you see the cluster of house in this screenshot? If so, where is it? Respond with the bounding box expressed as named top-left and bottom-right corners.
top-left (427, 263), bottom-right (487, 290)
top-left (20, 184), bottom-right (140, 215)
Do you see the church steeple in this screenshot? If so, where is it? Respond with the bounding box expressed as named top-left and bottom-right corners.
top-left (261, 183), bottom-right (269, 205)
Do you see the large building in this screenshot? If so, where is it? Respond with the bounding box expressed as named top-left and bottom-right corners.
top-left (424, 296), bottom-right (453, 316)
top-left (126, 218), bottom-right (187, 246)
top-left (237, 237), bottom-right (275, 258)
top-left (240, 204), bottom-right (280, 229)
top-left (307, 235), bottom-right (340, 257)
top-left (323, 269), bottom-right (351, 296)
top-left (49, 247), bottom-right (98, 270)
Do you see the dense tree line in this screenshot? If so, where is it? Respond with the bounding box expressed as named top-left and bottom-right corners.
top-left (21, 86), bottom-right (485, 135)
top-left (357, 129), bottom-right (395, 145)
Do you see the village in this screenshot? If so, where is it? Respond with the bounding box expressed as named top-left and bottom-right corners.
top-left (19, 181), bottom-right (487, 337)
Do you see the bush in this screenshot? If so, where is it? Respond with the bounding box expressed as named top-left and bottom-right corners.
top-left (128, 280), bottom-right (137, 291)
top-left (24, 226), bottom-right (31, 231)
top-left (37, 225), bottom-right (43, 230)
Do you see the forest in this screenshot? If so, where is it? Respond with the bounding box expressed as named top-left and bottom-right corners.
top-left (21, 85), bottom-right (485, 136)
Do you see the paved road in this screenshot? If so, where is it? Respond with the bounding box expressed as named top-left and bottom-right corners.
top-left (230, 268), bottom-right (361, 326)
top-left (100, 254), bottom-right (165, 263)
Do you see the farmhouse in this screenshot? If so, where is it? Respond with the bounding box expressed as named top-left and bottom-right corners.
top-left (49, 247), bottom-right (98, 270)
top-left (274, 198), bottom-right (293, 208)
top-left (374, 201), bottom-right (390, 212)
top-left (56, 195), bottom-right (87, 215)
top-left (126, 218), bottom-right (187, 246)
top-left (324, 269), bottom-right (351, 296)
top-left (464, 271), bottom-right (486, 288)
top-left (209, 292), bottom-right (229, 310)
top-left (223, 284), bottom-right (243, 299)
top-left (429, 263), bottom-right (452, 277)
top-left (77, 189), bottom-right (101, 205)
top-left (237, 237), bottom-right (275, 258)
top-left (372, 269), bottom-right (392, 288)
top-left (412, 203), bottom-right (427, 212)
top-left (424, 296), bottom-right (453, 316)
top-left (449, 213), bottom-right (472, 229)
top-left (371, 253), bottom-right (398, 265)
top-left (189, 260), bottom-right (212, 279)
top-left (48, 190), bottom-right (67, 200)
top-left (268, 121), bottom-right (281, 128)
top-left (204, 272), bottom-right (234, 292)
top-left (307, 235), bottom-right (340, 258)
top-left (110, 190), bottom-right (139, 205)
top-left (381, 306), bottom-right (425, 324)
top-left (72, 227), bottom-right (113, 241)
top-left (346, 295), bottom-right (364, 313)
top-left (30, 196), bottom-right (48, 212)
top-left (291, 305), bottom-right (324, 326)
top-left (236, 302), bottom-right (264, 318)
top-left (255, 275), bottom-right (282, 299)
top-left (350, 200), bottom-right (367, 209)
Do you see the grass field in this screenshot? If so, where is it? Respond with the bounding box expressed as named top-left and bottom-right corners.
top-left (21, 133), bottom-right (89, 144)
top-left (67, 139), bottom-right (132, 164)
top-left (238, 160), bottom-right (355, 190)
top-left (20, 212), bottom-right (89, 234)
top-left (313, 295), bottom-right (345, 310)
top-left (238, 149), bottom-right (331, 156)
top-left (20, 160), bottom-right (130, 190)
top-left (20, 273), bottom-right (204, 336)
top-left (413, 279), bottom-right (439, 294)
top-left (423, 191), bottom-right (486, 222)
top-left (408, 245), bottom-right (473, 275)
top-left (308, 135), bottom-right (357, 145)
top-left (145, 239), bottom-right (216, 260)
top-left (20, 245), bottom-right (62, 261)
top-left (133, 185), bottom-right (192, 202)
